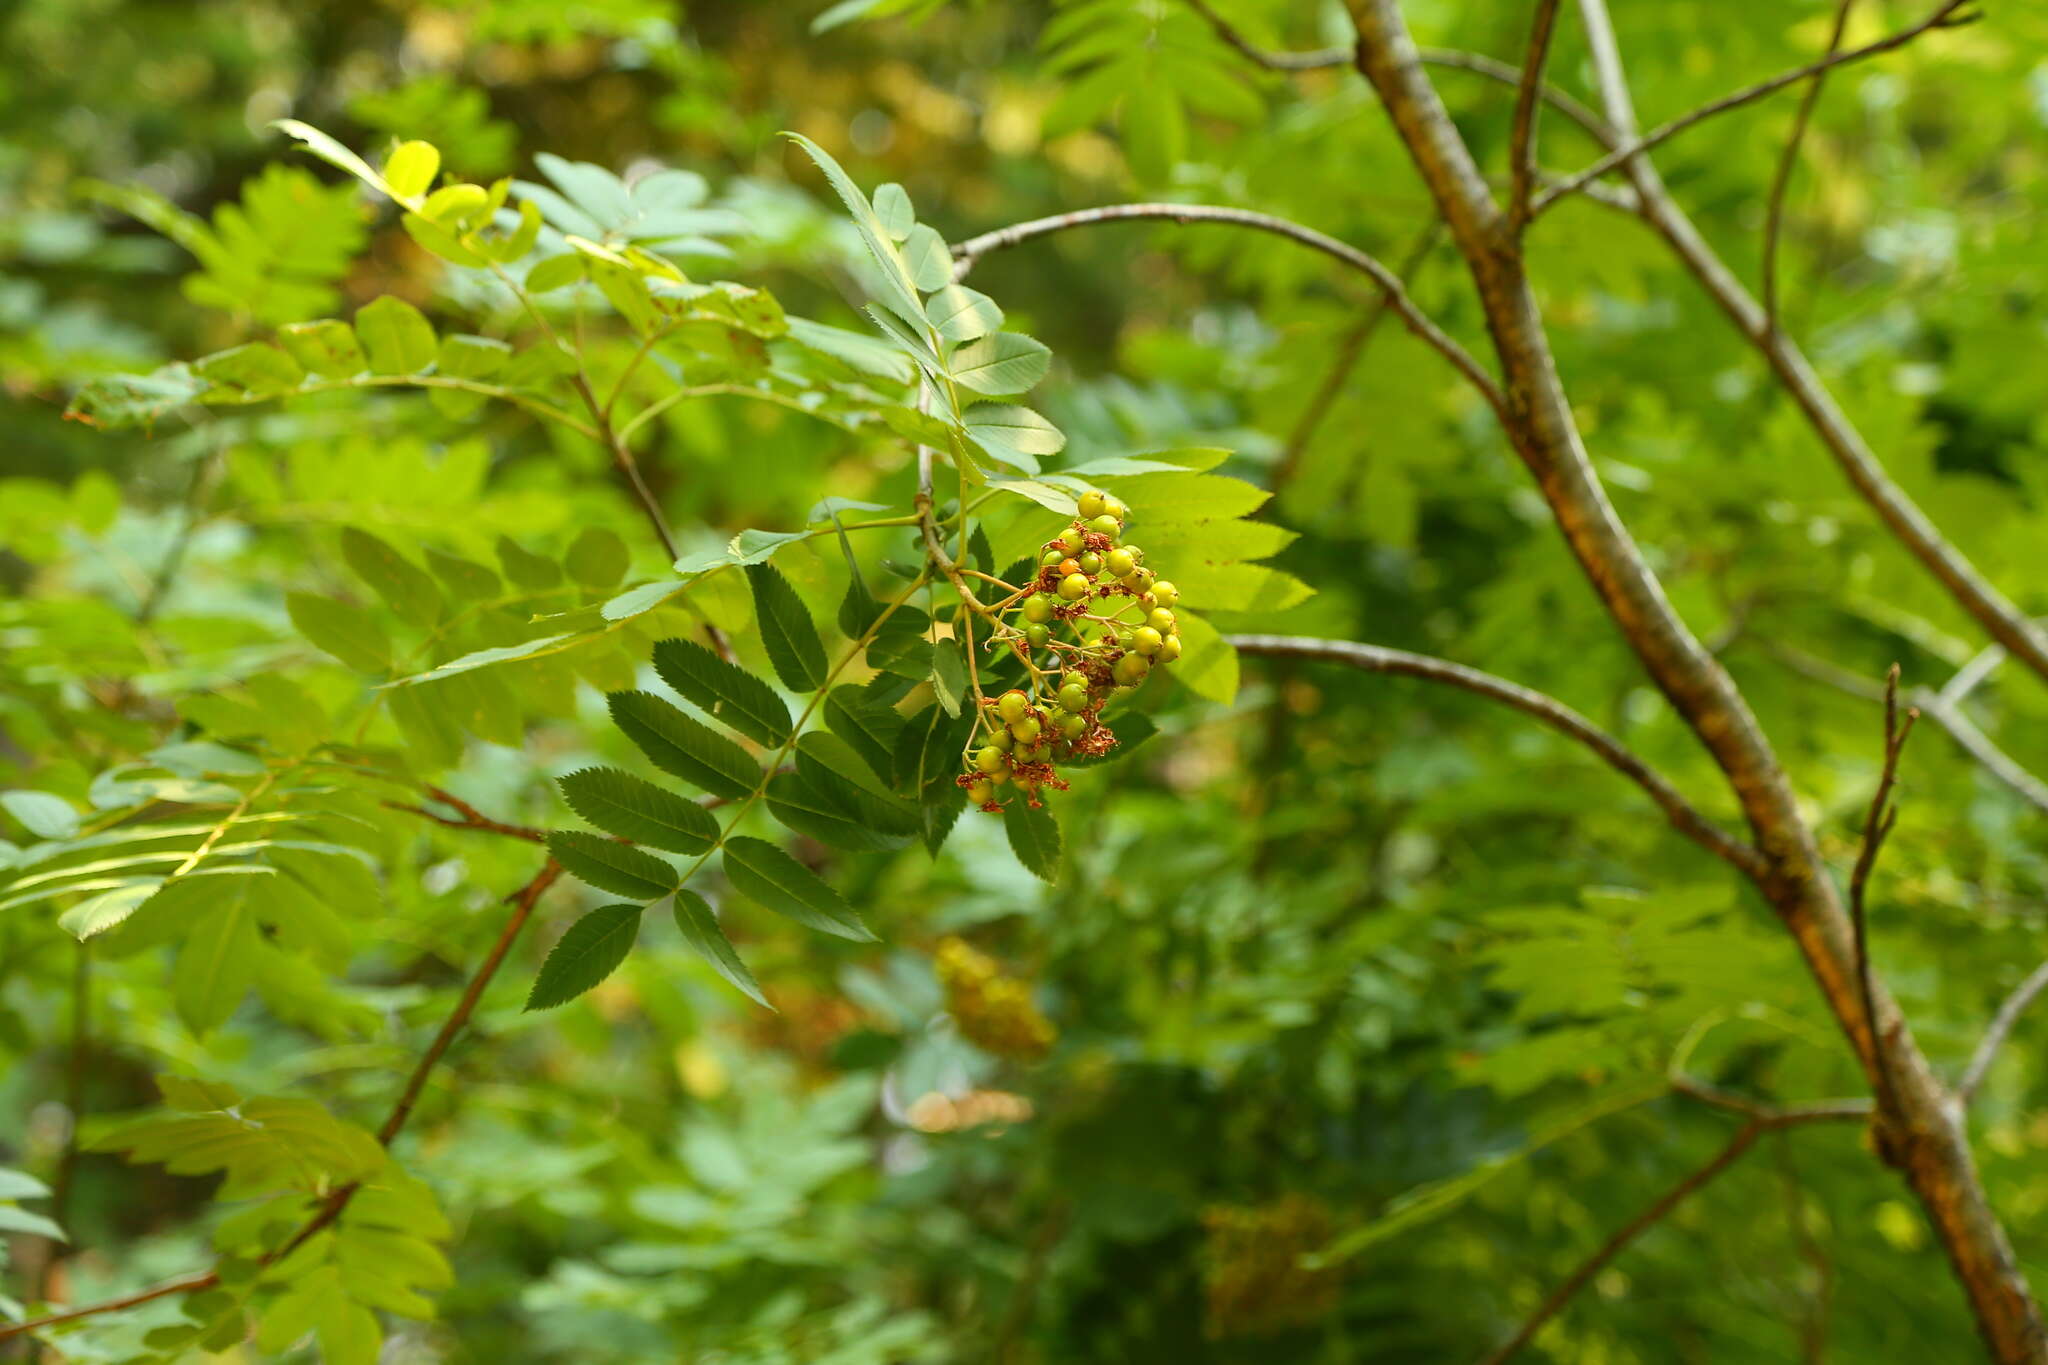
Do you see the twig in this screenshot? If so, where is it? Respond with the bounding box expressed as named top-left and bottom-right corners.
top-left (1273, 221), bottom-right (1443, 488)
top-left (1766, 642), bottom-right (2048, 818)
top-left (1478, 1093), bottom-right (1860, 1365)
top-left (1670, 1075), bottom-right (1871, 1126)
top-left (1533, 0), bottom-right (1978, 216)
top-left (384, 786), bottom-right (548, 843)
top-left (0, 859), bottom-right (565, 1344)
top-left (377, 860), bottom-right (563, 1144)
top-left (1760, 0), bottom-right (1856, 332)
top-left (1506, 0), bottom-right (1564, 235)
top-left (1181, 0), bottom-right (1347, 70)
top-left (950, 203), bottom-right (1504, 416)
top-left (1959, 959), bottom-right (2048, 1106)
top-left (1849, 665), bottom-right (1918, 1116)
top-left (1226, 635), bottom-right (1763, 877)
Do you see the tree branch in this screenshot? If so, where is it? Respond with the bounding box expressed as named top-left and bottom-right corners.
top-left (1848, 665), bottom-right (1918, 1124)
top-left (1959, 959), bottom-right (2048, 1107)
top-left (0, 859), bottom-right (565, 1344)
top-left (948, 203), bottom-right (1506, 417)
top-left (1226, 635), bottom-right (1763, 877)
top-left (1505, 0), bottom-right (1564, 235)
top-left (1476, 1103), bottom-right (1855, 1365)
top-left (1533, 0), bottom-right (1978, 216)
top-left (1765, 643), bottom-right (2048, 819)
top-left (1760, 0), bottom-right (1857, 332)
top-left (1181, 0), bottom-right (1348, 70)
top-left (385, 786), bottom-right (548, 843)
top-left (1354, 0), bottom-right (2044, 1352)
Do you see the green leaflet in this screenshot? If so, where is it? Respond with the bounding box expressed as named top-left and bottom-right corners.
top-left (607, 691), bottom-right (761, 800)
top-left (1002, 801), bottom-right (1062, 884)
top-left (745, 562), bottom-right (828, 692)
top-left (668, 890), bottom-right (769, 1008)
top-left (721, 836), bottom-right (875, 942)
top-left (653, 636), bottom-right (793, 746)
top-left (339, 527), bottom-right (442, 629)
top-left (287, 593), bottom-right (392, 673)
top-left (353, 295), bottom-right (437, 375)
top-left (526, 903), bottom-right (644, 1010)
top-left (558, 767), bottom-right (719, 854)
top-left (546, 831), bottom-right (681, 902)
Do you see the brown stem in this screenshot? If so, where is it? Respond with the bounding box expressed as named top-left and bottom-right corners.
top-left (1350, 0), bottom-right (2043, 1355)
top-left (1760, 0), bottom-right (1856, 331)
top-left (1228, 634), bottom-right (1762, 877)
top-left (384, 786), bottom-right (548, 843)
top-left (1848, 665), bottom-right (1919, 1124)
top-left (0, 859), bottom-right (565, 1345)
top-left (1504, 0), bottom-right (1563, 236)
top-left (1479, 1100), bottom-right (1860, 1365)
top-left (949, 202), bottom-right (1505, 416)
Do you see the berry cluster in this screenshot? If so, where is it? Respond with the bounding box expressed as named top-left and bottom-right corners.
top-left (933, 937), bottom-right (1056, 1061)
top-left (958, 489), bottom-right (1185, 811)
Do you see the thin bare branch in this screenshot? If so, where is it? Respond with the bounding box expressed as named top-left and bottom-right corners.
top-left (0, 859), bottom-right (565, 1344)
top-left (1761, 0), bottom-right (1856, 331)
top-left (1226, 635), bottom-right (1763, 877)
top-left (950, 203), bottom-right (1505, 416)
top-left (1181, 0), bottom-right (1347, 70)
top-left (385, 786), bottom-right (549, 843)
top-left (1274, 221), bottom-right (1443, 488)
top-left (1767, 643), bottom-right (2048, 819)
top-left (1960, 959), bottom-right (2048, 1106)
top-left (1534, 0), bottom-right (1978, 216)
top-left (1420, 49), bottom-right (1617, 144)
top-left (1670, 1075), bottom-right (1872, 1126)
top-left (1506, 0), bottom-right (1564, 235)
top-left (1848, 665), bottom-right (1918, 1125)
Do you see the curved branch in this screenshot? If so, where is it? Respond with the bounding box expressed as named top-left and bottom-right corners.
top-left (1760, 0), bottom-right (1857, 331)
top-left (0, 859), bottom-right (565, 1345)
top-left (1226, 634), bottom-right (1763, 877)
top-left (950, 203), bottom-right (1504, 416)
top-left (1505, 0), bottom-right (1564, 235)
top-left (1181, 0), bottom-right (1347, 70)
top-left (1533, 0), bottom-right (1978, 216)
top-left (1960, 960), bottom-right (2048, 1107)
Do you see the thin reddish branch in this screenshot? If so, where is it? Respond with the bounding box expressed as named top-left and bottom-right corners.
top-left (1760, 0), bottom-right (1856, 331)
top-left (1505, 0), bottom-right (1563, 235)
top-left (1959, 959), bottom-right (2048, 1107)
top-left (385, 786), bottom-right (548, 843)
top-left (1, 858), bottom-right (564, 1345)
top-left (1849, 665), bottom-right (1919, 1125)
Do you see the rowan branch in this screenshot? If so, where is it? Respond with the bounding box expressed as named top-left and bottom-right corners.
top-left (1767, 643), bottom-right (2048, 820)
top-left (1180, 0), bottom-right (1347, 70)
top-left (1273, 221), bottom-right (1443, 488)
top-left (1505, 0), bottom-right (1564, 235)
top-left (1533, 0), bottom-right (1979, 216)
top-left (948, 203), bottom-right (1506, 417)
top-left (1760, 0), bottom-right (1856, 331)
top-left (1226, 635), bottom-right (1763, 877)
top-left (1477, 1098), bottom-right (1860, 1365)
top-left (385, 786), bottom-right (548, 843)
top-left (1959, 959), bottom-right (2048, 1107)
top-left (0, 858), bottom-right (565, 1344)
top-left (1849, 666), bottom-right (1918, 1124)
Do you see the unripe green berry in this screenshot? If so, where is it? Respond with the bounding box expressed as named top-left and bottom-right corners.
top-left (1022, 593), bottom-right (1054, 623)
top-left (1147, 608), bottom-right (1176, 634)
top-left (1077, 490), bottom-right (1107, 519)
top-left (1151, 580), bottom-right (1180, 608)
top-left (1025, 623), bottom-right (1050, 649)
top-left (990, 728), bottom-right (1015, 752)
top-left (974, 745), bottom-right (1008, 774)
top-left (967, 779), bottom-right (994, 804)
top-left (997, 689), bottom-right (1030, 722)
top-left (1113, 652), bottom-right (1151, 686)
top-left (1040, 549), bottom-right (1066, 568)
top-left (1105, 548), bottom-right (1136, 578)
top-left (1058, 682), bottom-right (1089, 713)
top-left (1162, 634), bottom-right (1183, 662)
top-left (1010, 716), bottom-right (1042, 744)
top-left (1059, 712), bottom-right (1087, 739)
top-left (1103, 496), bottom-right (1127, 521)
top-left (1086, 514), bottom-right (1120, 539)
top-left (1058, 527), bottom-right (1087, 553)
top-left (1058, 572), bottom-right (1091, 601)
top-left (1123, 566), bottom-right (1156, 592)
top-left (1077, 551), bottom-right (1103, 575)
top-left (1132, 626), bottom-right (1164, 656)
